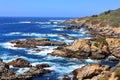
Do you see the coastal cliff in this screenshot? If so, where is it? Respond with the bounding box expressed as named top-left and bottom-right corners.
top-left (64, 8), bottom-right (120, 38)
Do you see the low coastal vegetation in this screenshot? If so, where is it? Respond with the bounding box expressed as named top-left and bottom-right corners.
top-left (87, 8), bottom-right (120, 27)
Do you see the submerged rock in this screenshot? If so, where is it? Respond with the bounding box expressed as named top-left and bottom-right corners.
top-left (62, 75), bottom-right (71, 80)
top-left (36, 64), bottom-right (50, 69)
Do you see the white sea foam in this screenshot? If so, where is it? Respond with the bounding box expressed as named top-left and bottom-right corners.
top-left (0, 42), bottom-right (25, 50)
top-left (49, 20), bottom-right (65, 22)
top-left (4, 32), bottom-right (21, 36)
top-left (43, 56), bottom-right (65, 61)
top-left (16, 68), bottom-right (30, 74)
top-left (1, 54), bottom-right (18, 62)
top-left (63, 39), bottom-right (74, 45)
top-left (0, 42), bottom-right (15, 49)
top-left (19, 21), bottom-right (31, 24)
top-left (27, 46), bottom-right (57, 56)
top-left (48, 64), bottom-right (85, 74)
top-left (53, 28), bottom-right (63, 31)
top-left (37, 22), bottom-right (51, 24)
top-left (85, 59), bottom-right (98, 63)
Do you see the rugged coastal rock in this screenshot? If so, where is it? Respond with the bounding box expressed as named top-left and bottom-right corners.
top-left (71, 62), bottom-right (120, 80)
top-left (11, 38), bottom-right (66, 48)
top-left (7, 58), bottom-right (32, 68)
top-left (0, 58), bottom-right (51, 80)
top-left (63, 9), bottom-right (120, 39)
top-left (51, 38), bottom-right (120, 60)
top-left (72, 63), bottom-right (110, 80)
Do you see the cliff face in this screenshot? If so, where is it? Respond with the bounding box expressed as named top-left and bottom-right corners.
top-left (64, 8), bottom-right (120, 33)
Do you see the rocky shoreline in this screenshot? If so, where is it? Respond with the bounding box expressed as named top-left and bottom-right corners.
top-left (1, 9), bottom-right (120, 80)
top-left (11, 38), bottom-right (66, 48)
top-left (0, 58), bottom-right (51, 80)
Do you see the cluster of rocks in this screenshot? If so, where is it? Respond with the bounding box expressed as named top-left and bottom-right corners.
top-left (86, 27), bottom-right (120, 38)
top-left (0, 58), bottom-right (51, 80)
top-left (63, 18), bottom-right (120, 39)
top-left (50, 38), bottom-right (120, 61)
top-left (64, 63), bottom-right (120, 80)
top-left (11, 38), bottom-right (66, 48)
top-left (63, 25), bottom-right (81, 30)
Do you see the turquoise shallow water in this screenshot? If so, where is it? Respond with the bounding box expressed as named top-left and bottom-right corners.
top-left (0, 17), bottom-right (94, 80)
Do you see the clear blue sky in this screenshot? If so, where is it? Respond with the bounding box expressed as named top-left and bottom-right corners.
top-left (0, 0), bottom-right (120, 17)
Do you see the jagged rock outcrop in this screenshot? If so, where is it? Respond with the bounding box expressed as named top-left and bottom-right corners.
top-left (72, 63), bottom-right (110, 80)
top-left (51, 38), bottom-right (113, 60)
top-left (7, 58), bottom-right (32, 68)
top-left (106, 38), bottom-right (120, 58)
top-left (0, 59), bottom-right (15, 79)
top-left (11, 38), bottom-right (66, 48)
top-left (0, 58), bottom-right (51, 80)
top-left (71, 62), bottom-right (120, 80)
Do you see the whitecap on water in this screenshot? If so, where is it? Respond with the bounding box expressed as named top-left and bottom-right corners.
top-left (0, 42), bottom-right (25, 50)
top-left (19, 21), bottom-right (31, 24)
top-left (27, 46), bottom-right (57, 56)
top-left (47, 63), bottom-right (85, 75)
top-left (53, 28), bottom-right (63, 31)
top-left (15, 68), bottom-right (30, 74)
top-left (85, 59), bottom-right (98, 63)
top-left (3, 32), bottom-right (21, 36)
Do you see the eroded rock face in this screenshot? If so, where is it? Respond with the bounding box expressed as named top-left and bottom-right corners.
top-left (51, 38), bottom-right (111, 60)
top-left (7, 58), bottom-right (32, 68)
top-left (0, 59), bottom-right (15, 79)
top-left (11, 38), bottom-right (66, 48)
top-left (106, 38), bottom-right (120, 58)
top-left (72, 63), bottom-right (110, 80)
top-left (70, 62), bottom-right (120, 80)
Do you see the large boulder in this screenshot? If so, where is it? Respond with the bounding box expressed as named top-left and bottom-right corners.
top-left (7, 58), bottom-right (31, 68)
top-left (72, 63), bottom-right (109, 80)
top-left (51, 38), bottom-right (110, 60)
top-left (106, 38), bottom-right (120, 58)
top-left (51, 39), bottom-right (91, 59)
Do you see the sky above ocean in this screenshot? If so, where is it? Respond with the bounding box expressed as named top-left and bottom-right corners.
top-left (0, 0), bottom-right (120, 17)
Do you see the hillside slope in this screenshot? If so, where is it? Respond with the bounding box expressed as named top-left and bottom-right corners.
top-left (64, 8), bottom-right (120, 34)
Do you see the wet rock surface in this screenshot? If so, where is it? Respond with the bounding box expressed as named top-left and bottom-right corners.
top-left (0, 58), bottom-right (51, 80)
top-left (11, 38), bottom-right (66, 48)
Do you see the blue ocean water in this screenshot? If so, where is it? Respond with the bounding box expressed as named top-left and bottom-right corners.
top-left (0, 17), bottom-right (95, 80)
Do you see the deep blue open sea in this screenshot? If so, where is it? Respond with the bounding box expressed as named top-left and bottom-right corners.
top-left (0, 17), bottom-right (97, 80)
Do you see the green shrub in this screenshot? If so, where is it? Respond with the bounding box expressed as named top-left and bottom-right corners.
top-left (94, 38), bottom-right (108, 48)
